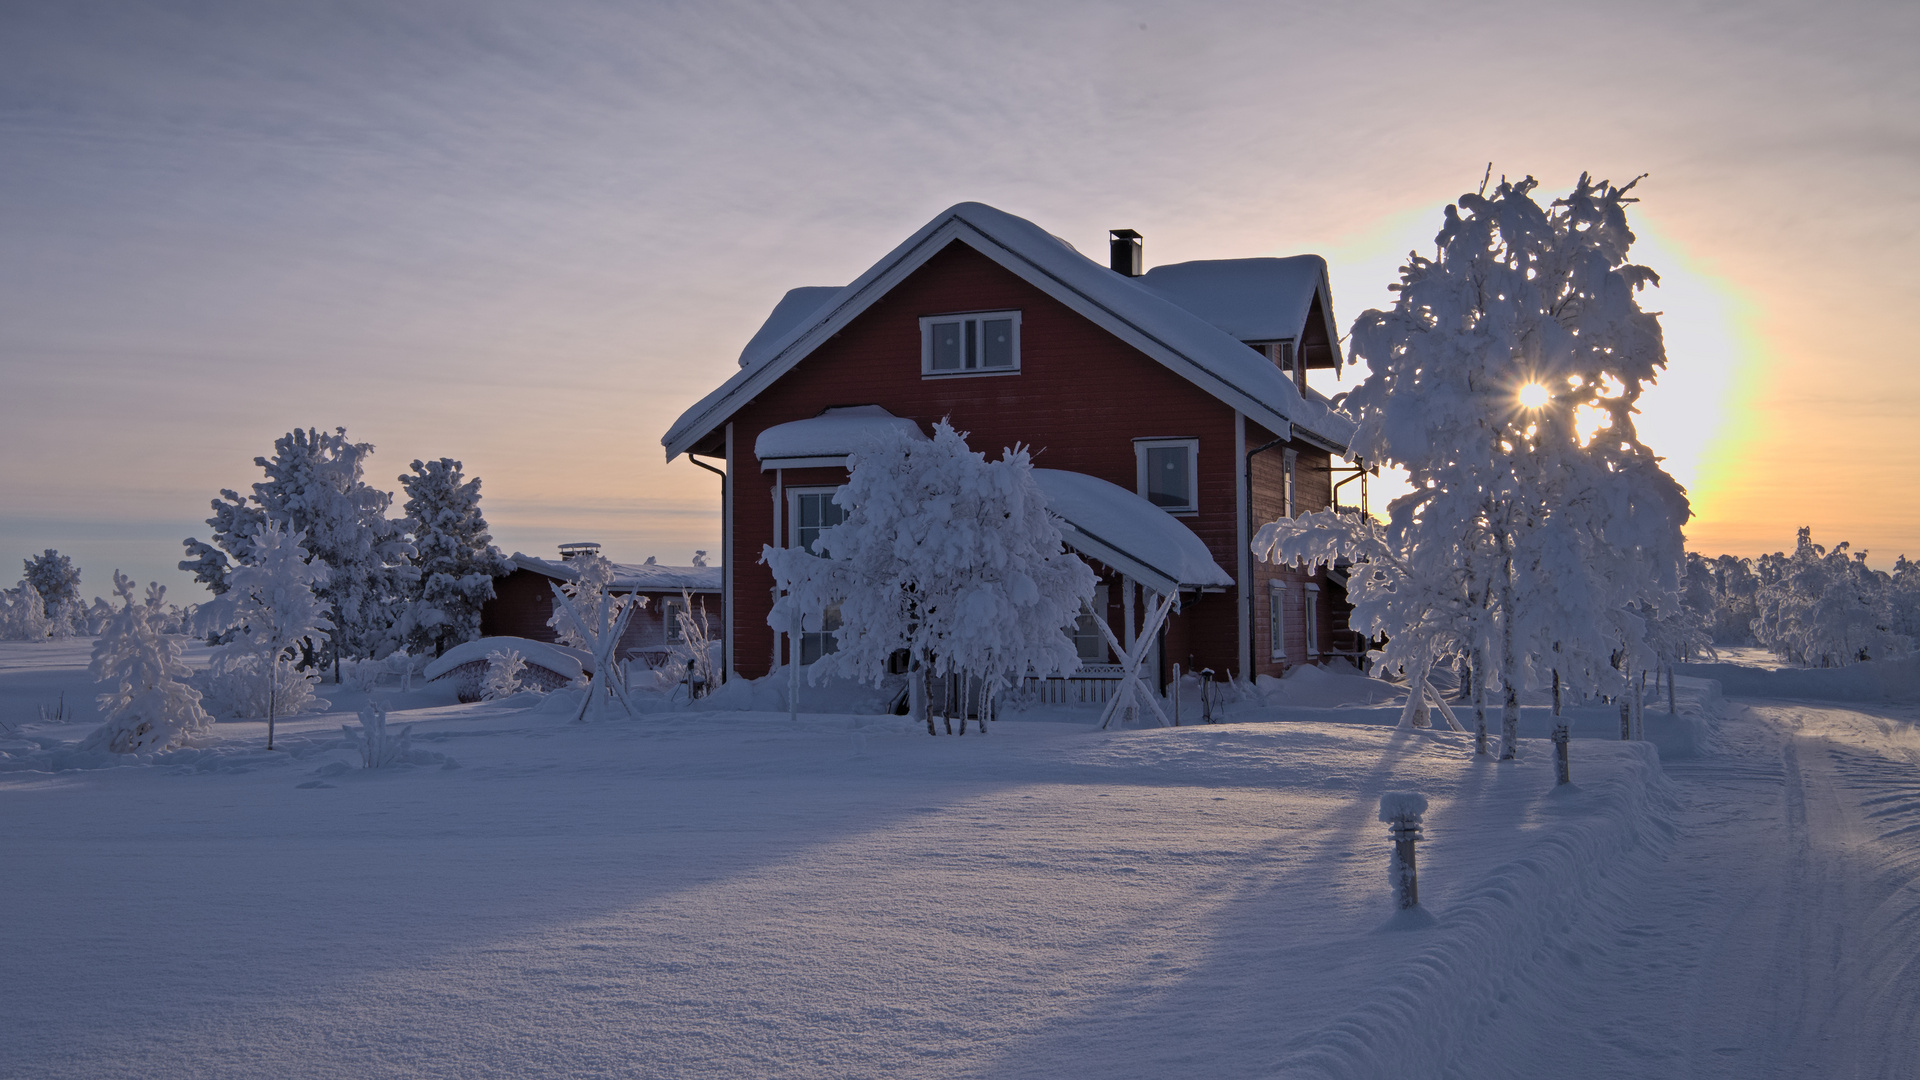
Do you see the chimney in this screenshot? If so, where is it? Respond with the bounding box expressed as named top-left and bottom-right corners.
top-left (1109, 229), bottom-right (1142, 276)
top-left (557, 542), bottom-right (601, 561)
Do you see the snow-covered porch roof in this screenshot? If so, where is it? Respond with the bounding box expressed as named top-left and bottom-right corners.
top-left (1032, 469), bottom-right (1235, 597)
top-left (755, 406), bottom-right (927, 470)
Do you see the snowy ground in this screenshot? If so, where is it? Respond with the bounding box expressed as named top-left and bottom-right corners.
top-left (2, 643), bottom-right (1914, 1078)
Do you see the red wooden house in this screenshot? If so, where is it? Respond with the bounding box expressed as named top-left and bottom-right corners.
top-left (479, 546), bottom-right (722, 667)
top-left (662, 202), bottom-right (1358, 688)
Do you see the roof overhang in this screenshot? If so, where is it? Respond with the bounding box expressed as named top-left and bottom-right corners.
top-left (1032, 469), bottom-right (1235, 597)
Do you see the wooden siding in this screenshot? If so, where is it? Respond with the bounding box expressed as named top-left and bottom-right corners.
top-left (479, 568), bottom-right (721, 662)
top-left (718, 239), bottom-right (1342, 681)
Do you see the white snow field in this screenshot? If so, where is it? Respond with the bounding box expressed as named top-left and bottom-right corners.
top-left (3, 642), bottom-right (1916, 1078)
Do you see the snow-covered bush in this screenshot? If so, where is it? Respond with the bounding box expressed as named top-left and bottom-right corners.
top-left (194, 651), bottom-right (324, 720)
top-left (0, 580), bottom-right (53, 641)
top-left (79, 573), bottom-right (213, 754)
top-left (343, 699), bottom-right (411, 768)
top-left (396, 457), bottom-right (507, 658)
top-left (764, 420), bottom-right (1095, 733)
top-left (482, 648), bottom-right (530, 700)
top-left (547, 553), bottom-right (642, 720)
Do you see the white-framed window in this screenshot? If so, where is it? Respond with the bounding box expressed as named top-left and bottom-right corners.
top-left (1304, 584), bottom-right (1321, 656)
top-left (661, 597), bottom-right (686, 642)
top-left (1268, 580), bottom-right (1286, 661)
top-left (920, 310), bottom-right (1021, 377)
top-left (1283, 449), bottom-right (1298, 518)
top-left (800, 605), bottom-right (842, 665)
top-left (1135, 437), bottom-right (1199, 515)
top-left (1073, 584), bottom-right (1112, 663)
top-left (788, 488), bottom-right (845, 554)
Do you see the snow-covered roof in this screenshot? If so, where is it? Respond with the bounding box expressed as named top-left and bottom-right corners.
top-left (737, 286), bottom-right (842, 369)
top-left (1032, 469), bottom-right (1236, 595)
top-left (664, 202), bottom-right (1355, 461)
top-left (1135, 256), bottom-right (1333, 351)
top-left (424, 636), bottom-right (593, 682)
top-left (507, 553), bottom-right (722, 593)
top-left (754, 405), bottom-right (927, 467)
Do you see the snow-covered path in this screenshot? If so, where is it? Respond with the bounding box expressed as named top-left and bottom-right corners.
top-left (1460, 698), bottom-right (1920, 1079)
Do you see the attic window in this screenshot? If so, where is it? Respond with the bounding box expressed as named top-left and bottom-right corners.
top-left (921, 311), bottom-right (1020, 377)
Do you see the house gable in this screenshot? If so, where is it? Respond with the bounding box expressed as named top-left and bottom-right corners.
top-left (663, 202), bottom-right (1353, 463)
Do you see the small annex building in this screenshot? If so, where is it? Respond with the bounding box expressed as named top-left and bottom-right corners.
top-left (478, 545), bottom-right (722, 667)
top-left (662, 202), bottom-right (1366, 688)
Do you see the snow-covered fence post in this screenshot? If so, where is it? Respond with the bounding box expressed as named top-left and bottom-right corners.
top-left (1379, 792), bottom-right (1428, 911)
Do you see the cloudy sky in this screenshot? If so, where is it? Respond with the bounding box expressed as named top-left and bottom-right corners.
top-left (3, 0), bottom-right (1915, 596)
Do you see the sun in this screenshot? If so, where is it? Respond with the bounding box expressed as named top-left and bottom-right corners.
top-left (1517, 382), bottom-right (1551, 409)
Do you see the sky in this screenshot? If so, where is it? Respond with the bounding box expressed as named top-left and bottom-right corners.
top-left (3, 0), bottom-right (1916, 600)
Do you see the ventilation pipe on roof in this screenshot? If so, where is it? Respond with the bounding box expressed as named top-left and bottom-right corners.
top-left (1109, 229), bottom-right (1142, 276)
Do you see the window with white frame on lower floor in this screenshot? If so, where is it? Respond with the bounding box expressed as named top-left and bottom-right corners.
top-left (661, 597), bottom-right (686, 642)
top-left (1072, 584), bottom-right (1112, 663)
top-left (1268, 580), bottom-right (1286, 661)
top-left (921, 310), bottom-right (1021, 376)
top-left (1135, 438), bottom-right (1199, 514)
top-left (1303, 584), bottom-right (1321, 656)
top-left (799, 605), bottom-right (841, 666)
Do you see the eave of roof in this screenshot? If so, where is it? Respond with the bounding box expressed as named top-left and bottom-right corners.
top-left (662, 202), bottom-right (1355, 462)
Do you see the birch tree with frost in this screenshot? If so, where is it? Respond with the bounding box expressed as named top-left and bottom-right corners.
top-left (1256, 173), bottom-right (1690, 761)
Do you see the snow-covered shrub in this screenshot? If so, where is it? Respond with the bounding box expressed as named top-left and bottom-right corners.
top-left (482, 649), bottom-right (530, 699)
top-left (0, 580), bottom-right (53, 641)
top-left (79, 573), bottom-right (213, 754)
top-left (194, 651), bottom-right (324, 720)
top-left (547, 553), bottom-right (643, 721)
top-left (343, 699), bottom-right (411, 768)
top-left (395, 457), bottom-right (507, 658)
top-left (664, 587), bottom-right (717, 698)
top-left (764, 419), bottom-right (1095, 733)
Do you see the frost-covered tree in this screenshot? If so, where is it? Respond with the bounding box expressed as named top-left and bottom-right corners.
top-left (396, 457), bottom-right (506, 657)
top-left (1751, 528), bottom-right (1908, 666)
top-left (764, 420), bottom-right (1096, 735)
top-left (481, 648), bottom-right (529, 700)
top-left (1257, 173), bottom-right (1690, 761)
top-left (194, 521), bottom-right (333, 749)
top-left (23, 550), bottom-right (81, 616)
top-left (80, 573), bottom-right (213, 754)
top-left (181, 428), bottom-right (412, 674)
top-left (0, 579), bottom-right (53, 641)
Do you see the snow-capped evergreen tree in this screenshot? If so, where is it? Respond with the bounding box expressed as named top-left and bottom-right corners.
top-left (23, 549), bottom-right (80, 616)
top-left (764, 420), bottom-right (1096, 735)
top-left (396, 457), bottom-right (506, 657)
top-left (181, 428), bottom-right (412, 673)
top-left (194, 520), bottom-right (333, 749)
top-left (1257, 173), bottom-right (1690, 760)
top-left (80, 572), bottom-right (213, 754)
